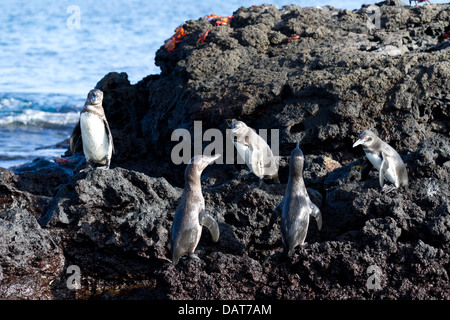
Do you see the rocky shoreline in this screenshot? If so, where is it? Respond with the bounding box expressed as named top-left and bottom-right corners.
top-left (1, 1), bottom-right (449, 299)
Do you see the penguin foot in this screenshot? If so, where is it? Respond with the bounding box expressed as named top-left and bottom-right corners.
top-left (172, 253), bottom-right (199, 266)
top-left (382, 184), bottom-right (396, 193)
top-left (80, 161), bottom-right (95, 172)
top-left (96, 165), bottom-right (110, 170)
top-left (189, 253), bottom-right (201, 261)
top-left (282, 245), bottom-right (294, 257)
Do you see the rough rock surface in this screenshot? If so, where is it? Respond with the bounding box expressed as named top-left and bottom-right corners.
top-left (1, 1), bottom-right (449, 299)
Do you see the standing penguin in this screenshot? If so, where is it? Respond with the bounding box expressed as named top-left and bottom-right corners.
top-left (69, 89), bottom-right (114, 171)
top-left (230, 121), bottom-right (279, 185)
top-left (172, 154), bottom-right (221, 265)
top-left (353, 129), bottom-right (408, 193)
top-left (275, 143), bottom-right (322, 256)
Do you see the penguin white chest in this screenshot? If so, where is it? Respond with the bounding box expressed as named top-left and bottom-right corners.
top-left (365, 150), bottom-right (383, 170)
top-left (365, 149), bottom-right (396, 185)
top-left (234, 141), bottom-right (248, 165)
top-left (80, 112), bottom-right (109, 162)
top-left (234, 141), bottom-right (264, 177)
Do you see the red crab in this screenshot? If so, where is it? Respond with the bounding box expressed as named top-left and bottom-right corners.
top-left (215, 16), bottom-right (233, 26)
top-left (54, 157), bottom-right (72, 164)
top-left (204, 14), bottom-right (221, 20)
top-left (164, 25), bottom-right (189, 53)
top-left (204, 14), bottom-right (233, 26)
top-left (164, 38), bottom-right (177, 52)
top-left (444, 34), bottom-right (450, 40)
top-left (288, 34), bottom-right (301, 42)
top-left (409, 0), bottom-right (432, 6)
top-left (198, 30), bottom-right (210, 43)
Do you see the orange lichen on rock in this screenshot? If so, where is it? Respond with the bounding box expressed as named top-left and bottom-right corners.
top-left (323, 156), bottom-right (342, 172)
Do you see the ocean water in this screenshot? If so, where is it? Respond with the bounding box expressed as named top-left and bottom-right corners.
top-left (0, 0), bottom-right (445, 169)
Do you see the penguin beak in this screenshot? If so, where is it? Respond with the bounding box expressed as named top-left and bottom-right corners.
top-left (352, 139), bottom-right (363, 148)
top-left (230, 122), bottom-right (244, 134)
top-left (206, 154), bottom-right (221, 164)
top-left (90, 97), bottom-right (99, 104)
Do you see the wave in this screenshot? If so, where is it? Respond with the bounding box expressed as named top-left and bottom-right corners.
top-left (0, 93), bottom-right (82, 129)
top-left (0, 108), bottom-right (79, 129)
top-left (0, 97), bottom-right (33, 111)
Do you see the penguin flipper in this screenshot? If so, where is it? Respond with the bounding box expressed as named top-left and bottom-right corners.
top-left (69, 121), bottom-right (81, 154)
top-left (274, 198), bottom-right (284, 215)
top-left (103, 118), bottom-right (115, 155)
top-left (379, 156), bottom-right (389, 188)
top-left (199, 210), bottom-right (220, 242)
top-left (309, 202), bottom-right (322, 231)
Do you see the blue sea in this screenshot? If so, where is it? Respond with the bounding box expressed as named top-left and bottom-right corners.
top-left (0, 0), bottom-right (445, 169)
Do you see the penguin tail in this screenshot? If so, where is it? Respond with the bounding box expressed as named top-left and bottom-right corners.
top-left (172, 249), bottom-right (181, 266)
top-left (282, 245), bottom-right (294, 257)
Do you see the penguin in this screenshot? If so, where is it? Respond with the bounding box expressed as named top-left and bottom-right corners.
top-left (230, 121), bottom-right (279, 186)
top-left (69, 89), bottom-right (114, 171)
top-left (410, 0), bottom-right (432, 7)
top-left (352, 129), bottom-right (408, 193)
top-left (275, 142), bottom-right (322, 256)
top-left (172, 154), bottom-right (221, 265)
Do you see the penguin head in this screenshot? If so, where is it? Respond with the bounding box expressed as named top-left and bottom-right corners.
top-left (87, 89), bottom-right (103, 105)
top-left (353, 129), bottom-right (377, 148)
top-left (290, 142), bottom-right (304, 174)
top-left (230, 121), bottom-right (248, 137)
top-left (186, 154), bottom-right (221, 179)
